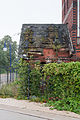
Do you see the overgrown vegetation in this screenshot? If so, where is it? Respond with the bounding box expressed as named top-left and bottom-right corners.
top-left (46, 97), bottom-right (80, 114)
top-left (0, 60), bottom-right (80, 114)
top-left (0, 81), bottom-right (18, 98)
top-left (44, 62), bottom-right (80, 114)
top-left (43, 62), bottom-right (80, 99)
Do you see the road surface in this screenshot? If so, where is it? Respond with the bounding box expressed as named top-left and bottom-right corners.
top-left (0, 98), bottom-right (80, 120)
top-left (0, 109), bottom-right (45, 120)
top-left (0, 107), bottom-right (80, 120)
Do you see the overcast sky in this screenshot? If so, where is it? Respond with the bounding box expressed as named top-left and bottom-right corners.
top-left (0, 0), bottom-right (62, 44)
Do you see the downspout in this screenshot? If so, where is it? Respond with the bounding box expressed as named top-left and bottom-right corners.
top-left (77, 0), bottom-right (80, 37)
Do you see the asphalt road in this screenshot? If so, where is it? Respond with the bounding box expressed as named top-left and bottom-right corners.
top-left (0, 109), bottom-right (45, 120)
top-left (0, 109), bottom-right (80, 120)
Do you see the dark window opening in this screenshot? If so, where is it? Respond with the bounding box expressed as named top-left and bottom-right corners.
top-left (67, 0), bottom-right (69, 10)
top-left (40, 62), bottom-right (46, 64)
top-left (73, 1), bottom-right (77, 8)
top-left (64, 0), bottom-right (66, 15)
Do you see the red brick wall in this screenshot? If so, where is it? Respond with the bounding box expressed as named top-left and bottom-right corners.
top-left (62, 0), bottom-right (77, 41)
top-left (76, 46), bottom-right (80, 57)
top-left (62, 0), bottom-right (79, 57)
top-left (62, 0), bottom-right (73, 21)
top-left (28, 48), bottom-right (70, 63)
top-left (43, 48), bottom-right (69, 59)
top-left (58, 51), bottom-right (69, 57)
top-left (43, 49), bottom-right (56, 59)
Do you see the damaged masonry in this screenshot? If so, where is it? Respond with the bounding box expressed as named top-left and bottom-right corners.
top-left (19, 24), bottom-right (74, 63)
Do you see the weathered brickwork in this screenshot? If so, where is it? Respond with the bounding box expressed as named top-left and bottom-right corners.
top-left (19, 24), bottom-right (73, 63)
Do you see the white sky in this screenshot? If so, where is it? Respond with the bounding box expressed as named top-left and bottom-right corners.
top-left (0, 0), bottom-right (62, 44)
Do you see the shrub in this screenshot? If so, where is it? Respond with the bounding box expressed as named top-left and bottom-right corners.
top-left (0, 80), bottom-right (19, 98)
top-left (43, 62), bottom-right (80, 99)
top-left (1, 60), bottom-right (80, 114)
top-left (17, 59), bottom-right (42, 98)
top-left (46, 97), bottom-right (80, 114)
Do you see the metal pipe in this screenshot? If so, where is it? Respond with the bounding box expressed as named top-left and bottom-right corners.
top-left (27, 64), bottom-right (30, 99)
top-left (9, 43), bottom-right (12, 82)
top-left (77, 0), bottom-right (80, 37)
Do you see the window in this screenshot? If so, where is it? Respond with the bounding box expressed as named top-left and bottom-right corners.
top-left (73, 1), bottom-right (77, 8)
top-left (67, 0), bottom-right (69, 10)
top-left (64, 0), bottom-right (66, 15)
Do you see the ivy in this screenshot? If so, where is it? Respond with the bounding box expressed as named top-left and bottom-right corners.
top-left (17, 59), bottom-right (42, 99)
top-left (18, 60), bottom-right (80, 106)
top-left (43, 62), bottom-right (80, 98)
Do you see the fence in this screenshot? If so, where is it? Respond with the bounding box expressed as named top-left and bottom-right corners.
top-left (0, 66), bottom-right (18, 87)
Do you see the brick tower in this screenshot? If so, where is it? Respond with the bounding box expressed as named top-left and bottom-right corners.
top-left (62, 0), bottom-right (80, 57)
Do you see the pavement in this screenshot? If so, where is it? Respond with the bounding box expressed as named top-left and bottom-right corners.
top-left (0, 98), bottom-right (80, 120)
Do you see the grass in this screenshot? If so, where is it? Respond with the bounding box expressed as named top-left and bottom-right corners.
top-left (0, 81), bottom-right (19, 98)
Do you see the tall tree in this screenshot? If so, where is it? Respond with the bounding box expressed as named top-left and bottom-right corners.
top-left (0, 35), bottom-right (18, 68)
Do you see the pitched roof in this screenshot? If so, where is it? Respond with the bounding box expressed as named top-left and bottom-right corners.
top-left (19, 24), bottom-right (73, 55)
